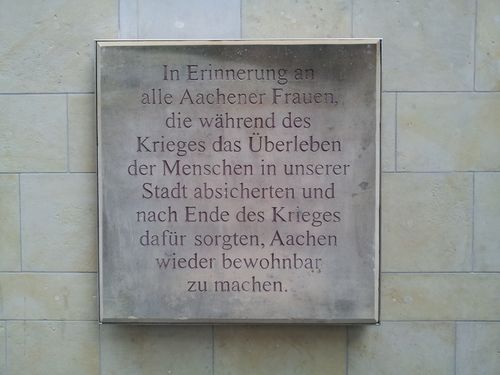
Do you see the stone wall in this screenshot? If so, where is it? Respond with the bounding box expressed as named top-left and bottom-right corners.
top-left (0, 0), bottom-right (499, 373)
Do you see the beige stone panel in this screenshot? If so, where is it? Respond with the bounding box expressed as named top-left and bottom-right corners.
top-left (138, 0), bottom-right (240, 39)
top-left (349, 322), bottom-right (454, 375)
top-left (0, 175), bottom-right (21, 271)
top-left (0, 273), bottom-right (97, 320)
top-left (475, 173), bottom-right (500, 271)
top-left (476, 0), bottom-right (500, 90)
top-left (22, 173), bottom-right (97, 271)
top-left (242, 0), bottom-right (351, 38)
top-left (214, 326), bottom-right (346, 375)
top-left (0, 0), bottom-right (117, 92)
top-left (0, 95), bottom-right (66, 172)
top-left (457, 322), bottom-right (500, 375)
top-left (354, 0), bottom-right (474, 91)
top-left (382, 173), bottom-right (472, 271)
top-left (119, 0), bottom-right (138, 39)
top-left (398, 93), bottom-right (500, 171)
top-left (7, 321), bottom-right (98, 375)
top-left (68, 95), bottom-right (96, 172)
top-left (101, 325), bottom-right (212, 375)
top-left (98, 42), bottom-right (378, 323)
top-left (381, 93), bottom-right (396, 172)
top-left (381, 274), bottom-right (500, 320)
top-left (0, 322), bottom-right (5, 374)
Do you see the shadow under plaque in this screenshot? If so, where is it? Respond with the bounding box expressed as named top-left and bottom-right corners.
top-left (97, 39), bottom-right (381, 324)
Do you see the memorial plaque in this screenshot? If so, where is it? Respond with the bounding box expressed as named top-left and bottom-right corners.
top-left (97, 40), bottom-right (380, 323)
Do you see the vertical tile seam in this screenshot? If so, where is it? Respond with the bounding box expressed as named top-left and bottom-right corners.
top-left (66, 94), bottom-right (70, 172)
top-left (3, 322), bottom-right (7, 375)
top-left (211, 325), bottom-right (215, 375)
top-left (98, 323), bottom-right (102, 375)
top-left (350, 0), bottom-right (354, 37)
top-left (473, 0), bottom-right (478, 90)
top-left (239, 0), bottom-right (243, 39)
top-left (136, 0), bottom-right (140, 39)
top-left (472, 172), bottom-right (476, 271)
top-left (454, 321), bottom-right (457, 375)
top-left (345, 327), bottom-right (349, 375)
top-left (18, 175), bottom-right (23, 272)
top-left (117, 0), bottom-right (121, 34)
top-left (22, 321), bottom-right (26, 359)
top-left (394, 92), bottom-right (398, 172)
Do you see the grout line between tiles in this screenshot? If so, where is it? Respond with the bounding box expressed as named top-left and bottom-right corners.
top-left (18, 176), bottom-right (23, 272)
top-left (345, 327), bottom-right (349, 375)
top-left (66, 94), bottom-right (70, 172)
top-left (394, 92), bottom-right (398, 171)
top-left (473, 0), bottom-right (478, 91)
top-left (0, 92), bottom-right (94, 95)
top-left (240, 0), bottom-right (243, 39)
top-left (98, 320), bottom-right (103, 375)
top-left (472, 173), bottom-right (476, 271)
top-left (212, 325), bottom-right (215, 375)
top-left (454, 321), bottom-right (458, 375)
top-left (3, 321), bottom-right (7, 375)
top-left (351, 0), bottom-right (354, 37)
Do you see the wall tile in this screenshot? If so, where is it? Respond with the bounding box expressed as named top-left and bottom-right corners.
top-left (138, 0), bottom-right (240, 39)
top-left (68, 95), bottom-right (97, 172)
top-left (382, 93), bottom-right (396, 172)
top-left (0, 175), bottom-right (21, 271)
top-left (0, 273), bottom-right (97, 320)
top-left (120, 0), bottom-right (138, 38)
top-left (398, 93), bottom-right (500, 171)
top-left (382, 173), bottom-right (472, 271)
top-left (101, 325), bottom-right (212, 375)
top-left (242, 0), bottom-right (351, 38)
top-left (354, 0), bottom-right (475, 91)
top-left (381, 273), bottom-right (500, 320)
top-left (21, 173), bottom-right (97, 272)
top-left (214, 326), bottom-right (346, 375)
top-left (457, 322), bottom-right (500, 375)
top-left (0, 0), bottom-right (117, 92)
top-left (7, 321), bottom-right (98, 375)
top-left (0, 95), bottom-right (66, 172)
top-left (474, 173), bottom-right (500, 271)
top-left (476, 0), bottom-right (500, 91)
top-left (349, 322), bottom-right (454, 375)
